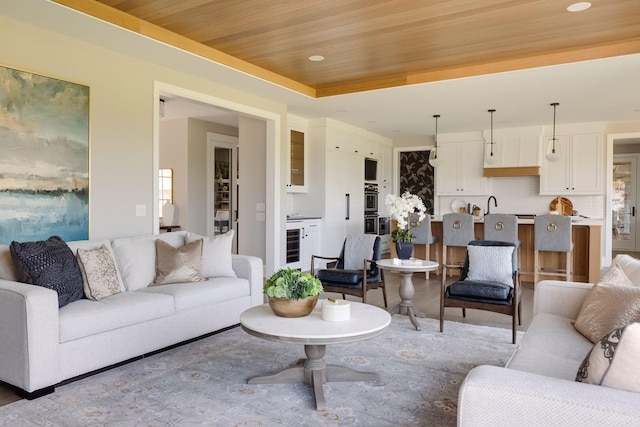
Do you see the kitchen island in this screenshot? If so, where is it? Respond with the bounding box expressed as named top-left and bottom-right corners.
top-left (395, 217), bottom-right (602, 284)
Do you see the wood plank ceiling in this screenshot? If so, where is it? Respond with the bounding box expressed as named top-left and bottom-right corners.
top-left (55, 0), bottom-right (640, 97)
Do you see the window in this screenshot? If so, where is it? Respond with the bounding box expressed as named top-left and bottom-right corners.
top-left (159, 168), bottom-right (173, 215)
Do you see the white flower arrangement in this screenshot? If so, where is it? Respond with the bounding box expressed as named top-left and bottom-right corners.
top-left (385, 192), bottom-right (427, 242)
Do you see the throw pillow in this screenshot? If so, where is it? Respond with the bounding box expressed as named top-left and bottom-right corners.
top-left (10, 236), bottom-right (84, 308)
top-left (599, 263), bottom-right (633, 287)
top-left (76, 244), bottom-right (121, 301)
top-left (186, 230), bottom-right (237, 278)
top-left (576, 322), bottom-right (640, 392)
top-left (573, 273), bottom-right (640, 343)
top-left (152, 239), bottom-right (206, 286)
top-left (466, 245), bottom-right (514, 287)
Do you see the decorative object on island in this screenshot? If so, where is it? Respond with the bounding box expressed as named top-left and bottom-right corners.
top-left (545, 102), bottom-right (561, 163)
top-left (428, 114), bottom-right (442, 167)
top-left (472, 204), bottom-right (482, 216)
top-left (264, 267), bottom-right (324, 317)
top-left (485, 109), bottom-right (498, 165)
top-left (385, 191), bottom-right (427, 259)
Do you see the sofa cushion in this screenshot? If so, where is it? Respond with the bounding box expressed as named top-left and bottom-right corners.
top-left (152, 239), bottom-right (206, 285)
top-left (76, 244), bottom-right (121, 301)
top-left (506, 312), bottom-right (593, 380)
top-left (186, 231), bottom-right (237, 278)
top-left (58, 291), bottom-right (175, 342)
top-left (0, 245), bottom-right (18, 281)
top-left (9, 236), bottom-right (84, 308)
top-left (610, 254), bottom-right (640, 286)
top-left (576, 323), bottom-right (640, 392)
top-left (466, 245), bottom-right (514, 287)
top-left (573, 268), bottom-right (640, 343)
top-left (139, 277), bottom-right (250, 311)
top-left (112, 232), bottom-right (187, 291)
top-left (66, 240), bottom-right (126, 292)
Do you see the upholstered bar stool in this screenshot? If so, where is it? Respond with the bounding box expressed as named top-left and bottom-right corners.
top-left (441, 213), bottom-right (475, 287)
top-left (410, 213), bottom-right (439, 279)
top-left (533, 214), bottom-right (573, 285)
top-left (484, 214), bottom-right (521, 267)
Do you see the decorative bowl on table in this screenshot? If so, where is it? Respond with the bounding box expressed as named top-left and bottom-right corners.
top-left (268, 295), bottom-right (319, 318)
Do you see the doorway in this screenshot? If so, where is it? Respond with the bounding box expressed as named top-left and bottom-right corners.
top-left (208, 134), bottom-right (238, 252)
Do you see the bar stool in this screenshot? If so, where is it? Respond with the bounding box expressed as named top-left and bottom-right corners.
top-left (410, 213), bottom-right (438, 279)
top-left (441, 213), bottom-right (475, 286)
top-left (534, 214), bottom-right (573, 285)
top-left (484, 214), bottom-right (520, 267)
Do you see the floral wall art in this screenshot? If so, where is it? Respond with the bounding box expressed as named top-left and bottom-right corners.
top-left (399, 150), bottom-right (434, 214)
top-left (0, 65), bottom-right (89, 245)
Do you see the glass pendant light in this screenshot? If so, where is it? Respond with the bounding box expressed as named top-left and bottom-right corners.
top-left (545, 102), bottom-right (561, 163)
top-left (428, 114), bottom-right (442, 167)
top-left (485, 109), bottom-right (498, 165)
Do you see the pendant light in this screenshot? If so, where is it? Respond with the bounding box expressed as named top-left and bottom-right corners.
top-left (428, 114), bottom-right (442, 167)
top-left (485, 109), bottom-right (498, 165)
top-left (545, 102), bottom-right (561, 163)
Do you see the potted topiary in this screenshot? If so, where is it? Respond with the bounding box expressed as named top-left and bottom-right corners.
top-left (472, 205), bottom-right (482, 217)
top-left (264, 268), bottom-right (324, 317)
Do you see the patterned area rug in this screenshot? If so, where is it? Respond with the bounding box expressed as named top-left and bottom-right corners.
top-left (0, 317), bottom-right (521, 426)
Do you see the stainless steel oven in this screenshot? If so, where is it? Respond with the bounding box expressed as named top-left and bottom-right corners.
top-left (365, 214), bottom-right (379, 234)
top-left (364, 183), bottom-right (378, 213)
top-left (378, 217), bottom-right (390, 235)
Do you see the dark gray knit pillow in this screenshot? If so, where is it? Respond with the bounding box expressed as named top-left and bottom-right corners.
top-left (10, 236), bottom-right (84, 308)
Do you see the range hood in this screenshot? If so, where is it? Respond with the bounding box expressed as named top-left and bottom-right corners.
top-left (483, 166), bottom-right (540, 177)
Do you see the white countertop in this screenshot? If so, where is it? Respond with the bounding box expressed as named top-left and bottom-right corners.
top-left (430, 216), bottom-right (603, 226)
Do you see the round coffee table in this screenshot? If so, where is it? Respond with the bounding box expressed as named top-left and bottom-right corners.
top-left (240, 302), bottom-right (391, 410)
top-left (376, 258), bottom-right (439, 331)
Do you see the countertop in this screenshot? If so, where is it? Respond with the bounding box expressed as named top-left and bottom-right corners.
top-left (430, 216), bottom-right (603, 226)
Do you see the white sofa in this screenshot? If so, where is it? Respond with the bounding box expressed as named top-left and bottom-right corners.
top-left (458, 255), bottom-right (640, 426)
top-left (0, 231), bottom-right (263, 399)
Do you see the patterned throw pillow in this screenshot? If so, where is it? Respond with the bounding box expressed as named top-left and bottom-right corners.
top-left (76, 244), bottom-right (121, 301)
top-left (10, 236), bottom-right (84, 308)
top-left (574, 265), bottom-right (640, 343)
top-left (576, 323), bottom-right (640, 392)
top-left (152, 239), bottom-right (206, 285)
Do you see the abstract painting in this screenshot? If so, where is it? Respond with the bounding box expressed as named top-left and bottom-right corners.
top-left (0, 65), bottom-right (89, 245)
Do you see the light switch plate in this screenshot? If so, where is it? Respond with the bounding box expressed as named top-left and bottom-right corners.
top-left (136, 204), bottom-right (146, 216)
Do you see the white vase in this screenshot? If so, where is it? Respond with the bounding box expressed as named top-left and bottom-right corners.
top-left (162, 202), bottom-right (175, 226)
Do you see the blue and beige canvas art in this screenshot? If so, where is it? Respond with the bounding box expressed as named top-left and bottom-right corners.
top-left (0, 65), bottom-right (89, 245)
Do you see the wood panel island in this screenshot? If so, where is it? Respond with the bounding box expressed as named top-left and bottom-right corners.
top-left (394, 217), bottom-right (602, 284)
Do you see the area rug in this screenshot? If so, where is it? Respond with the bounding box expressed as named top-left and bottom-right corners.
top-left (0, 317), bottom-right (522, 426)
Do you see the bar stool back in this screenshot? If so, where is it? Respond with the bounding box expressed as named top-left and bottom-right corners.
top-left (410, 213), bottom-right (439, 279)
top-left (484, 214), bottom-right (520, 266)
top-left (534, 214), bottom-right (573, 285)
top-left (441, 213), bottom-right (475, 286)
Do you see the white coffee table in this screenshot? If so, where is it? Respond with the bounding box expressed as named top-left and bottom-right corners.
top-left (240, 302), bottom-right (391, 410)
top-left (376, 258), bottom-right (439, 331)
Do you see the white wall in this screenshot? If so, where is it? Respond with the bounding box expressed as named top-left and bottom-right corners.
top-left (0, 13), bottom-right (286, 269)
top-left (159, 119), bottom-right (189, 227)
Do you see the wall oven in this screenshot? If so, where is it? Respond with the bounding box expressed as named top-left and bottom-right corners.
top-left (364, 183), bottom-right (378, 213)
top-left (378, 217), bottom-right (390, 236)
top-left (365, 214), bottom-right (379, 235)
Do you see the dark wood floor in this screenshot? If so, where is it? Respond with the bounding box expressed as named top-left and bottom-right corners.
top-left (0, 271), bottom-right (535, 407)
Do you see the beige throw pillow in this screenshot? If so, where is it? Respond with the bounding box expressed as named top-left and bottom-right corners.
top-left (77, 244), bottom-right (121, 301)
top-left (574, 265), bottom-right (640, 343)
top-left (576, 323), bottom-right (640, 392)
top-left (152, 239), bottom-right (206, 285)
top-left (185, 230), bottom-right (236, 278)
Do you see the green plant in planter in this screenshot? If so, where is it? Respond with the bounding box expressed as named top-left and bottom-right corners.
top-left (264, 268), bottom-right (324, 300)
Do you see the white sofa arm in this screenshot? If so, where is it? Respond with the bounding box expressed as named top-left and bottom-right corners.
top-left (0, 279), bottom-right (59, 395)
top-left (533, 280), bottom-right (592, 319)
top-left (459, 365), bottom-right (640, 427)
top-left (232, 255), bottom-right (264, 307)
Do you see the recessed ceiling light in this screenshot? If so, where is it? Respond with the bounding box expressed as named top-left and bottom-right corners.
top-left (567, 2), bottom-right (591, 12)
top-left (308, 55), bottom-right (325, 62)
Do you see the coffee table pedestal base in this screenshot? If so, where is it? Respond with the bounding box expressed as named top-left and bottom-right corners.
top-left (247, 344), bottom-right (379, 410)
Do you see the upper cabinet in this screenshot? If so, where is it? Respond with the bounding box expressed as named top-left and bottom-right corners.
top-left (287, 116), bottom-right (308, 193)
top-left (540, 131), bottom-right (603, 195)
top-left (436, 139), bottom-right (487, 195)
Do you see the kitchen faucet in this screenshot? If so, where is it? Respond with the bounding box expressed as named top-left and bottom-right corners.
top-left (486, 196), bottom-right (497, 215)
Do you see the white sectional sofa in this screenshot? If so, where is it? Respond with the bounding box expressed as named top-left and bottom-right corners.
top-left (0, 231), bottom-right (263, 399)
top-left (458, 255), bottom-right (640, 426)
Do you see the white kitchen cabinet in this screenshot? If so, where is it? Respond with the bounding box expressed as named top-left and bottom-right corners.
top-left (285, 219), bottom-right (322, 271)
top-left (324, 148), bottom-right (364, 256)
top-left (286, 124), bottom-right (308, 193)
top-left (540, 132), bottom-right (602, 195)
top-left (436, 141), bottom-right (487, 195)
top-left (378, 144), bottom-right (392, 212)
